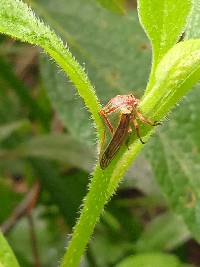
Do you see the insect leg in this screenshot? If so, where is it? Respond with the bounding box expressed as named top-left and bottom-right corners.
top-left (131, 115), bottom-right (145, 144)
top-left (99, 109), bottom-right (114, 134)
top-left (136, 110), bottom-right (160, 126)
top-left (125, 126), bottom-right (132, 149)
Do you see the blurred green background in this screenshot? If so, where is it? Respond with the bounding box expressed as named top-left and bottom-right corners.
top-left (1, 0), bottom-right (200, 266)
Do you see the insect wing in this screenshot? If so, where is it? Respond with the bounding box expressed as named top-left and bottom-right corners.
top-left (100, 113), bottom-right (130, 169)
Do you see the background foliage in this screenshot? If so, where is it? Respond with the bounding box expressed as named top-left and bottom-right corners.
top-left (0, 0), bottom-right (200, 266)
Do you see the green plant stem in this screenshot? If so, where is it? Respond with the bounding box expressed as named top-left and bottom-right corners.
top-left (60, 130), bottom-right (151, 267)
top-left (145, 61), bottom-right (156, 95)
top-left (61, 167), bottom-right (110, 267)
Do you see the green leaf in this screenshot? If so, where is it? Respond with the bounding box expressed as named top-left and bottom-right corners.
top-left (0, 231), bottom-right (20, 267)
top-left (0, 120), bottom-right (28, 143)
top-left (38, 0), bottom-right (150, 145)
top-left (141, 40), bottom-right (200, 242)
top-left (186, 0), bottom-right (200, 39)
top-left (30, 160), bottom-right (89, 227)
top-left (116, 253), bottom-right (185, 267)
top-left (0, 56), bottom-right (48, 128)
top-left (40, 56), bottom-right (96, 146)
top-left (22, 134), bottom-right (95, 171)
top-left (138, 0), bottom-right (192, 93)
top-left (0, 178), bottom-right (22, 223)
top-left (7, 210), bottom-right (65, 267)
top-left (0, 134), bottom-right (95, 171)
top-left (0, 0), bottom-right (102, 139)
top-left (89, 205), bottom-right (142, 266)
top-left (95, 0), bottom-right (126, 14)
top-left (146, 87), bottom-right (200, 242)
top-left (0, 78), bottom-right (21, 124)
top-left (95, 38), bottom-right (200, 197)
top-left (135, 212), bottom-right (190, 252)
top-left (89, 232), bottom-right (130, 266)
top-left (141, 39), bottom-right (200, 121)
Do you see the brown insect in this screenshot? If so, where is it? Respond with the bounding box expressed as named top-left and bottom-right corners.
top-left (99, 94), bottom-right (159, 169)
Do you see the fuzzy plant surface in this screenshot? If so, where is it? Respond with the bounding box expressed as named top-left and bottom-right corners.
top-left (0, 231), bottom-right (20, 267)
top-left (1, 0), bottom-right (200, 267)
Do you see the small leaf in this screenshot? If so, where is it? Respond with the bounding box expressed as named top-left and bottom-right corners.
top-left (138, 0), bottom-right (191, 66)
top-left (186, 0), bottom-right (200, 39)
top-left (138, 0), bottom-right (192, 92)
top-left (0, 231), bottom-right (20, 267)
top-left (141, 39), bottom-right (200, 121)
top-left (116, 253), bottom-right (185, 267)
